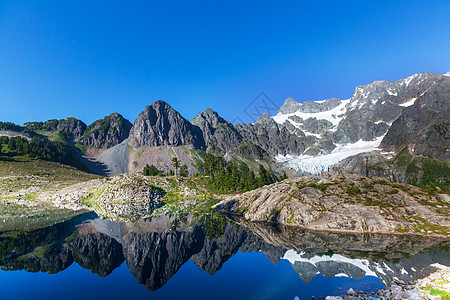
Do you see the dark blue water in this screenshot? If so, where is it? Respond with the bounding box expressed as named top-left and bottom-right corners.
top-left (0, 252), bottom-right (381, 300)
top-left (0, 213), bottom-right (449, 300)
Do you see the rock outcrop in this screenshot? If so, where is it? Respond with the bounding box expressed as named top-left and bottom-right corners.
top-left (214, 174), bottom-right (450, 235)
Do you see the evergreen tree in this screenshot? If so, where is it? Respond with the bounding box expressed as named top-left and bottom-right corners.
top-left (143, 164), bottom-right (160, 176)
top-left (171, 157), bottom-right (180, 176)
top-left (179, 164), bottom-right (188, 177)
top-left (258, 165), bottom-right (270, 186)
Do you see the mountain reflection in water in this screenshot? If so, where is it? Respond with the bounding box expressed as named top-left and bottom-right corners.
top-left (1, 212), bottom-right (450, 299)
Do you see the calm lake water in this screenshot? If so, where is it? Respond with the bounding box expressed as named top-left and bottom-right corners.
top-left (1, 212), bottom-right (449, 300)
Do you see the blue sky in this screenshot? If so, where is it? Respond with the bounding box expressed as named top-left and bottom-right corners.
top-left (0, 0), bottom-right (449, 125)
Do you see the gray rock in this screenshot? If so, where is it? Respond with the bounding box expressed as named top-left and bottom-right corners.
top-left (347, 288), bottom-right (357, 296)
top-left (79, 113), bottom-right (132, 149)
top-left (279, 97), bottom-right (341, 114)
top-left (191, 108), bottom-right (242, 155)
top-left (128, 100), bottom-right (204, 149)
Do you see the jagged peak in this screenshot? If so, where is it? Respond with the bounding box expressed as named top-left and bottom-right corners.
top-left (150, 99), bottom-right (172, 109)
top-left (137, 100), bottom-right (186, 121)
top-left (255, 112), bottom-right (277, 126)
top-left (191, 108), bottom-right (232, 129)
top-left (283, 97), bottom-right (298, 105)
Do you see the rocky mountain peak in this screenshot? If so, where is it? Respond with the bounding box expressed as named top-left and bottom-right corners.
top-left (278, 97), bottom-right (300, 114)
top-left (191, 108), bottom-right (225, 129)
top-left (79, 113), bottom-right (132, 150)
top-left (128, 100), bottom-right (204, 149)
top-left (254, 112), bottom-right (276, 126)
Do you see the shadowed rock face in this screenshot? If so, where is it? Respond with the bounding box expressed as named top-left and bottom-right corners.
top-left (381, 76), bottom-right (450, 161)
top-left (191, 108), bottom-right (243, 155)
top-left (128, 100), bottom-right (204, 149)
top-left (235, 113), bottom-right (314, 156)
top-left (56, 118), bottom-right (87, 141)
top-left (79, 113), bottom-right (132, 150)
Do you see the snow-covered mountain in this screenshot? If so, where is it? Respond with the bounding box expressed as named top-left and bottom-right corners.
top-left (270, 72), bottom-right (447, 175)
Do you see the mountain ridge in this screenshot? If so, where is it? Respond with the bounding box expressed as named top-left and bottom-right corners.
top-left (1, 71), bottom-right (448, 181)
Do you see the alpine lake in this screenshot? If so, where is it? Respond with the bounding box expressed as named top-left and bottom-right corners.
top-left (1, 200), bottom-right (450, 300)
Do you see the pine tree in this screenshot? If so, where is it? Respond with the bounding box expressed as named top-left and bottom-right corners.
top-left (172, 157), bottom-right (180, 176)
top-left (180, 164), bottom-right (188, 177)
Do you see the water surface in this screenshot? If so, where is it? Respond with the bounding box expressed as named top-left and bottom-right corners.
top-left (1, 212), bottom-right (449, 299)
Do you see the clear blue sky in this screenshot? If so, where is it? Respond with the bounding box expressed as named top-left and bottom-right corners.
top-left (0, 0), bottom-right (449, 125)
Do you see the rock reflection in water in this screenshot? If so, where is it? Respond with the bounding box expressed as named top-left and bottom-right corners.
top-left (1, 212), bottom-right (449, 292)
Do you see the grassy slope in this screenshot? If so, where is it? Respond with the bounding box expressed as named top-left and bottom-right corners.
top-left (0, 157), bottom-right (102, 198)
top-left (0, 157), bottom-right (102, 231)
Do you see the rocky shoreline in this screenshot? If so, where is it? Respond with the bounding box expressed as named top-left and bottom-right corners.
top-left (215, 174), bottom-right (450, 236)
top-left (322, 267), bottom-right (450, 300)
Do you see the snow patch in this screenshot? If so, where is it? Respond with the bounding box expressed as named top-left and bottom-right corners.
top-left (399, 97), bottom-right (417, 107)
top-left (387, 89), bottom-right (398, 96)
top-left (276, 136), bottom-right (385, 175)
top-left (272, 99), bottom-right (350, 127)
top-left (403, 74), bottom-right (415, 87)
top-left (282, 250), bottom-right (377, 277)
top-left (303, 131), bottom-right (322, 138)
top-left (375, 265), bottom-right (386, 275)
top-left (431, 263), bottom-right (448, 270)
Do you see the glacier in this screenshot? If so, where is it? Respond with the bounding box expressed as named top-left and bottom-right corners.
top-left (275, 136), bottom-right (385, 175)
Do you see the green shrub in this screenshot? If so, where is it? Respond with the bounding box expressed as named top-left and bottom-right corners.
top-left (317, 183), bottom-right (327, 191)
top-left (387, 189), bottom-right (399, 195)
top-left (346, 184), bottom-right (361, 195)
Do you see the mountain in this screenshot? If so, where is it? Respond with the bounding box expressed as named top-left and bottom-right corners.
top-left (191, 108), bottom-right (242, 155)
top-left (2, 71), bottom-right (448, 179)
top-left (270, 72), bottom-right (448, 175)
top-left (380, 75), bottom-right (450, 161)
top-left (329, 75), bottom-right (450, 187)
top-left (331, 72), bottom-right (442, 144)
top-left (235, 113), bottom-right (317, 157)
top-left (24, 117), bottom-right (87, 143)
top-left (128, 100), bottom-right (204, 149)
top-left (79, 113), bottom-right (132, 150)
